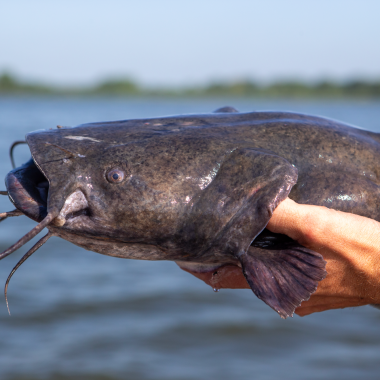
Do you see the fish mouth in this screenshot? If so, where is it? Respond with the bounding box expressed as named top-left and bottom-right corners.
top-left (5, 158), bottom-right (49, 223)
top-left (5, 158), bottom-right (91, 227)
top-left (5, 125), bottom-right (94, 226)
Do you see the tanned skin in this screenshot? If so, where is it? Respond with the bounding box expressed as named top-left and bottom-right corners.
top-left (181, 198), bottom-right (380, 316)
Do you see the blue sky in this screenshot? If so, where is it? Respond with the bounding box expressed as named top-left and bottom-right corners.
top-left (1, 0), bottom-right (379, 86)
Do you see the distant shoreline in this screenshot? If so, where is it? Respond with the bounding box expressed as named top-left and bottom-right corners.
top-left (1, 73), bottom-right (379, 99)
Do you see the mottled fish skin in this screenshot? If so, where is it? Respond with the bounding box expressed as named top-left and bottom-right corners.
top-left (26, 111), bottom-right (380, 222)
top-left (5, 109), bottom-right (380, 318)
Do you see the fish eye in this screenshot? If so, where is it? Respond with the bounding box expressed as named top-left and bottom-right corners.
top-left (106, 168), bottom-right (125, 183)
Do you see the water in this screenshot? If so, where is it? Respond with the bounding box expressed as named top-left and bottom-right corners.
top-left (0, 96), bottom-right (379, 380)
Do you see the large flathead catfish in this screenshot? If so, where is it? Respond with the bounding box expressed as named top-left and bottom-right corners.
top-left (1, 107), bottom-right (380, 318)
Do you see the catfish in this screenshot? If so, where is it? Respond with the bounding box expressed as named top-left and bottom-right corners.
top-left (2, 107), bottom-right (380, 318)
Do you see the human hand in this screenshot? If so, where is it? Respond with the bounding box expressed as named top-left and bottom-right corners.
top-left (178, 198), bottom-right (380, 316)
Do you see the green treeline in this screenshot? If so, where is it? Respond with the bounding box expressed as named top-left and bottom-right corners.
top-left (1, 72), bottom-right (380, 98)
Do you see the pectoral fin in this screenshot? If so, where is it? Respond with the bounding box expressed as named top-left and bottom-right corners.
top-left (240, 245), bottom-right (326, 319)
top-left (181, 148), bottom-right (297, 252)
top-left (181, 148), bottom-right (326, 318)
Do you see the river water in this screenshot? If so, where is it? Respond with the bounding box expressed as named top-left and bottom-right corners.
top-left (0, 97), bottom-right (379, 380)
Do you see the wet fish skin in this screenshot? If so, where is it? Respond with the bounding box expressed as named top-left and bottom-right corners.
top-left (5, 108), bottom-right (380, 318)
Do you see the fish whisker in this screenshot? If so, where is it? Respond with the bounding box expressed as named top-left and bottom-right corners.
top-left (0, 191), bottom-right (8, 196)
top-left (0, 209), bottom-right (24, 223)
top-left (0, 211), bottom-right (58, 261)
top-left (5, 232), bottom-right (52, 315)
top-left (9, 141), bottom-right (27, 169)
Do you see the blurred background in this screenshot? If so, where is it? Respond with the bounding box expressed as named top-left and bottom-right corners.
top-left (1, 1), bottom-right (380, 379)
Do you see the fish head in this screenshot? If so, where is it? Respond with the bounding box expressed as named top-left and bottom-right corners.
top-left (5, 121), bottom-right (212, 252)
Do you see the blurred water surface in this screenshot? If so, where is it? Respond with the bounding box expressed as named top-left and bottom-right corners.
top-left (0, 97), bottom-right (379, 380)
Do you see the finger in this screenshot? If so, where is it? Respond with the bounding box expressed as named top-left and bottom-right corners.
top-left (268, 198), bottom-right (380, 303)
top-left (295, 296), bottom-right (369, 316)
top-left (266, 198), bottom-right (309, 242)
top-left (268, 198), bottom-right (380, 262)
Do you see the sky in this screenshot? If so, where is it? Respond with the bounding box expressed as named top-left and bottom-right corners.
top-left (1, 0), bottom-right (380, 87)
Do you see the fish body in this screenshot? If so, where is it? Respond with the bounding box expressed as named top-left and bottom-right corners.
top-left (3, 108), bottom-right (380, 318)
